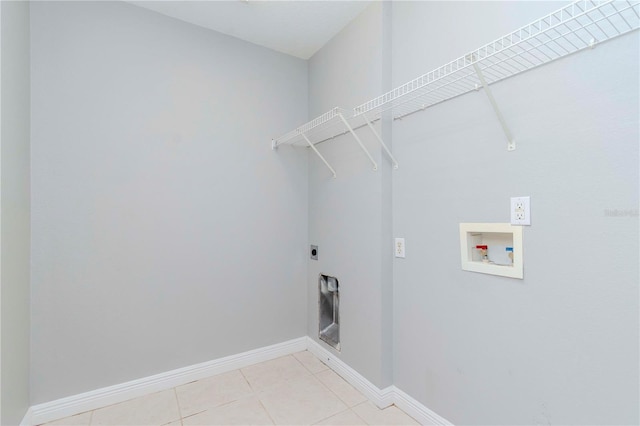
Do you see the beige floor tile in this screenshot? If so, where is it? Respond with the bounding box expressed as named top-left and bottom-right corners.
top-left (42, 411), bottom-right (92, 426)
top-left (241, 355), bottom-right (310, 391)
top-left (293, 351), bottom-right (329, 374)
top-left (176, 369), bottom-right (253, 417)
top-left (352, 402), bottom-right (419, 425)
top-left (181, 396), bottom-right (273, 425)
top-left (315, 409), bottom-right (367, 425)
top-left (315, 369), bottom-right (367, 407)
top-left (91, 389), bottom-right (181, 425)
top-left (258, 374), bottom-right (347, 425)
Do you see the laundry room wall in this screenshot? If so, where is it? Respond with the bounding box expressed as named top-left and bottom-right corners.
top-left (306, 1), bottom-right (394, 389)
top-left (30, 1), bottom-right (309, 403)
top-left (390, 2), bottom-right (639, 424)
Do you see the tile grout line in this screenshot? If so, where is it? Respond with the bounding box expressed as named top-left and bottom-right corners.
top-left (238, 366), bottom-right (277, 425)
top-left (88, 410), bottom-right (94, 426)
top-left (173, 387), bottom-right (184, 425)
top-left (257, 398), bottom-right (277, 425)
top-left (311, 406), bottom-right (354, 425)
top-left (312, 365), bottom-right (365, 411)
top-left (238, 367), bottom-right (257, 395)
top-left (303, 352), bottom-right (374, 425)
top-left (293, 351), bottom-right (331, 376)
top-left (241, 355), bottom-right (312, 394)
top-left (351, 407), bottom-right (369, 425)
top-left (350, 401), bottom-right (374, 425)
top-left (180, 411), bottom-right (206, 422)
top-left (289, 353), bottom-right (308, 371)
top-left (299, 353), bottom-right (363, 425)
top-left (312, 370), bottom-right (347, 405)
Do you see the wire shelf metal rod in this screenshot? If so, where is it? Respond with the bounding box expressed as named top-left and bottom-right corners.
top-left (302, 133), bottom-right (336, 179)
top-left (582, 5), bottom-right (614, 37)
top-left (337, 113), bottom-right (378, 171)
top-left (566, 17), bottom-right (599, 41)
top-left (628, 0), bottom-right (640, 18)
top-left (550, 26), bottom-right (582, 50)
top-left (489, 21), bottom-right (589, 72)
top-left (590, 0), bottom-right (625, 33)
top-left (484, 51), bottom-right (529, 76)
top-left (472, 63), bottom-right (516, 151)
top-left (360, 114), bottom-right (399, 169)
top-left (354, 61), bottom-right (476, 116)
top-left (387, 70), bottom-right (477, 115)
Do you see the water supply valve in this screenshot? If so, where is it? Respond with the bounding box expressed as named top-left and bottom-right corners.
top-left (476, 245), bottom-right (489, 263)
top-left (506, 247), bottom-right (514, 264)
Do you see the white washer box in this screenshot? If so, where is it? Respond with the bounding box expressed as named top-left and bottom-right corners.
top-left (459, 223), bottom-right (523, 279)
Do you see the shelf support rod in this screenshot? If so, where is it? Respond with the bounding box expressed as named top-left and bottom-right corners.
top-left (362, 114), bottom-right (399, 170)
top-left (337, 113), bottom-right (378, 171)
top-left (472, 63), bottom-right (516, 151)
top-left (302, 133), bottom-right (337, 179)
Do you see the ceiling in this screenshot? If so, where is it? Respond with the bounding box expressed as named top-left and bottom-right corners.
top-left (129, 1), bottom-right (372, 59)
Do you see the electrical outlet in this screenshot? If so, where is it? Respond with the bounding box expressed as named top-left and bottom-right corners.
top-left (510, 196), bottom-right (531, 225)
top-left (395, 238), bottom-right (406, 258)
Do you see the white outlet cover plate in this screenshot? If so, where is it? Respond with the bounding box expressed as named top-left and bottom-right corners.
top-left (510, 196), bottom-right (531, 225)
top-left (395, 238), bottom-right (405, 258)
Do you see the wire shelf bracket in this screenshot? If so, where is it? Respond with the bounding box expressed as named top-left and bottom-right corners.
top-left (472, 61), bottom-right (516, 151)
top-left (272, 107), bottom-right (400, 177)
top-left (337, 112), bottom-right (378, 171)
top-left (302, 133), bottom-right (336, 179)
top-left (360, 114), bottom-right (399, 169)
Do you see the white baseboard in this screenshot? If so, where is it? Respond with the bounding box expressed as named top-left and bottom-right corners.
top-left (306, 337), bottom-right (452, 425)
top-left (27, 336), bottom-right (451, 426)
top-left (392, 386), bottom-right (453, 426)
top-left (305, 337), bottom-right (395, 409)
top-left (29, 337), bottom-right (307, 425)
top-left (20, 407), bottom-right (33, 426)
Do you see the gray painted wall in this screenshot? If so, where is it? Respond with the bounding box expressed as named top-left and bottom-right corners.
top-left (390, 2), bottom-right (639, 425)
top-left (30, 1), bottom-right (308, 403)
top-left (307, 2), bottom-right (394, 389)
top-left (307, 1), bottom-right (638, 423)
top-left (1, 1), bottom-right (31, 424)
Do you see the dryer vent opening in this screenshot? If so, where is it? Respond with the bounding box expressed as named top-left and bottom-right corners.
top-left (319, 274), bottom-right (339, 350)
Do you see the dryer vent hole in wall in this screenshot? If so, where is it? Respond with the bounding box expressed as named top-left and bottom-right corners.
top-left (319, 274), bottom-right (340, 350)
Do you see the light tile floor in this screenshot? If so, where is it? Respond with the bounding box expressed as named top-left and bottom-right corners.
top-left (43, 351), bottom-right (419, 426)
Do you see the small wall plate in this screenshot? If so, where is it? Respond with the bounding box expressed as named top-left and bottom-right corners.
top-left (310, 245), bottom-right (318, 260)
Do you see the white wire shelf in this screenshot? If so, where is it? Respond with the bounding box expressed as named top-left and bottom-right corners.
top-left (272, 0), bottom-right (639, 172)
top-left (353, 0), bottom-right (640, 121)
top-left (272, 107), bottom-right (351, 148)
top-left (272, 107), bottom-right (398, 177)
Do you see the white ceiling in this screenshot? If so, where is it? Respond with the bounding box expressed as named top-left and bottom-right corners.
top-left (129, 1), bottom-right (372, 59)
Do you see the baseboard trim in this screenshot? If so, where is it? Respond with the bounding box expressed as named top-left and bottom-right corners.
top-left (29, 337), bottom-right (307, 425)
top-left (27, 336), bottom-right (452, 426)
top-left (393, 386), bottom-right (453, 426)
top-left (306, 337), bottom-right (451, 425)
top-left (20, 407), bottom-right (33, 426)
top-left (305, 337), bottom-right (394, 409)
